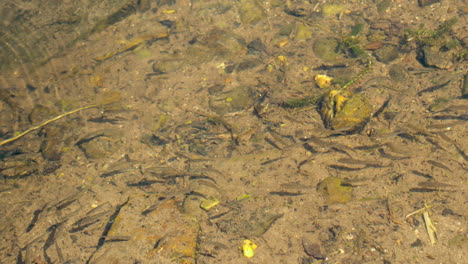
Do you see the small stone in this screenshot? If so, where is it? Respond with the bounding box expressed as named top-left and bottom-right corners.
top-left (294, 24), bottom-right (313, 41)
top-left (209, 86), bottom-right (255, 115)
top-left (313, 37), bottom-right (342, 63)
top-left (321, 4), bottom-right (345, 17)
top-left (247, 39), bottom-right (266, 55)
top-left (186, 29), bottom-right (247, 64)
top-left (152, 58), bottom-right (186, 74)
top-left (77, 129), bottom-right (123, 159)
top-left (410, 239), bottom-right (423, 247)
top-left (237, 0), bottom-right (266, 25)
top-left (418, 0), bottom-right (440, 7)
top-left (388, 64), bottom-right (408, 83)
top-left (29, 104), bottom-right (56, 124)
top-left (316, 177), bottom-right (353, 204)
top-left (418, 46), bottom-right (453, 69)
top-left (374, 44), bottom-right (399, 63)
top-left (302, 238), bottom-right (326, 259)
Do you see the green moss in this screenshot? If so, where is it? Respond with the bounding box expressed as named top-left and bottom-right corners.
top-left (405, 17), bottom-right (458, 47)
top-left (282, 94), bottom-right (324, 108)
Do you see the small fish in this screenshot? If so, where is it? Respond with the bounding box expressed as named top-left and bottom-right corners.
top-left (97, 198), bottom-right (129, 248)
top-left (127, 179), bottom-right (165, 187)
top-left (188, 175), bottom-right (217, 183)
top-left (54, 192), bottom-right (84, 210)
top-left (427, 160), bottom-right (452, 172)
top-left (412, 170), bottom-right (433, 179)
top-left (378, 148), bottom-right (410, 160)
top-left (338, 158), bottom-right (383, 167)
top-left (409, 188), bottom-right (448, 193)
top-left (70, 211), bottom-right (110, 233)
top-left (26, 203), bottom-right (48, 232)
top-left (264, 136), bottom-right (283, 150)
top-left (100, 169), bottom-right (134, 178)
top-left (269, 191), bottom-right (305, 196)
top-left (328, 164), bottom-right (365, 171)
top-left (417, 80), bottom-right (451, 96)
top-left (418, 180), bottom-right (456, 189)
top-left (433, 114), bottom-right (468, 120)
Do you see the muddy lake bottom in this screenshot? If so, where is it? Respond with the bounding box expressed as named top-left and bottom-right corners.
top-left (0, 0), bottom-right (467, 263)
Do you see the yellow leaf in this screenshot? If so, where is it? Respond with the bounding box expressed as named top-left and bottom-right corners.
top-left (242, 239), bottom-right (257, 258)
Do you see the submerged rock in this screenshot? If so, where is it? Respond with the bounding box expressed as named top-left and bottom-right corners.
top-left (320, 90), bottom-right (372, 133)
top-left (374, 44), bottom-right (399, 63)
top-left (151, 58), bottom-right (186, 74)
top-left (313, 37), bottom-right (343, 63)
top-left (209, 85), bottom-right (255, 115)
top-left (0, 154), bottom-right (39, 179)
top-left (317, 176), bottom-right (353, 204)
top-left (237, 0), bottom-right (266, 25)
top-left (418, 45), bottom-right (453, 69)
top-left (77, 129), bottom-right (123, 159)
top-left (0, 91), bottom-right (16, 138)
top-left (330, 93), bottom-right (372, 132)
top-left (186, 29), bottom-right (247, 64)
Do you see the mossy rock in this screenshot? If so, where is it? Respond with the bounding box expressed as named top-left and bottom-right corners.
top-left (313, 37), bottom-right (343, 63)
top-left (331, 93), bottom-right (372, 133)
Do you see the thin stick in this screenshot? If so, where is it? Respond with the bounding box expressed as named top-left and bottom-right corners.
top-left (423, 211), bottom-right (437, 245)
top-left (0, 104), bottom-right (98, 147)
top-left (405, 204), bottom-right (432, 219)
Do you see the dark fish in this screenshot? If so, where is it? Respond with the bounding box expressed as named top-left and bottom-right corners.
top-left (328, 164), bottom-right (365, 171)
top-left (100, 169), bottom-right (133, 178)
top-left (126, 179), bottom-right (165, 187)
top-left (102, 235), bottom-right (131, 243)
top-left (141, 196), bottom-right (173, 216)
top-left (338, 158), bottom-right (383, 167)
top-left (417, 80), bottom-right (450, 96)
top-left (97, 198), bottom-right (129, 248)
top-left (43, 223), bottom-right (62, 264)
top-left (425, 137), bottom-right (446, 151)
top-left (261, 157), bottom-right (286, 165)
top-left (432, 115), bottom-right (468, 120)
top-left (373, 97), bottom-right (392, 118)
top-left (188, 175), bottom-right (217, 183)
top-left (264, 136), bottom-right (283, 150)
top-left (418, 180), bottom-right (455, 189)
top-left (302, 143), bottom-right (318, 153)
top-left (378, 148), bottom-right (409, 160)
top-left (55, 192), bottom-right (84, 210)
top-left (454, 145), bottom-right (468, 162)
top-left (70, 211), bottom-right (110, 233)
top-left (313, 64), bottom-right (347, 70)
top-left (297, 158), bottom-right (314, 170)
top-left (412, 170), bottom-right (433, 179)
top-left (427, 160), bottom-right (452, 172)
top-left (87, 116), bottom-right (125, 124)
top-left (269, 191), bottom-right (305, 196)
top-left (409, 188), bottom-right (448, 193)
top-left (26, 203), bottom-right (48, 232)
top-left (353, 144), bottom-right (380, 150)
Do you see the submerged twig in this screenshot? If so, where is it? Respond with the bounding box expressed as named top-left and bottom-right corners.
top-left (0, 105), bottom-right (97, 147)
top-left (0, 91), bottom-right (121, 147)
top-left (406, 204), bottom-right (438, 245)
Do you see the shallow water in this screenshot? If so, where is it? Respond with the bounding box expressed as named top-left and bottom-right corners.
top-left (1, 1), bottom-right (467, 263)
